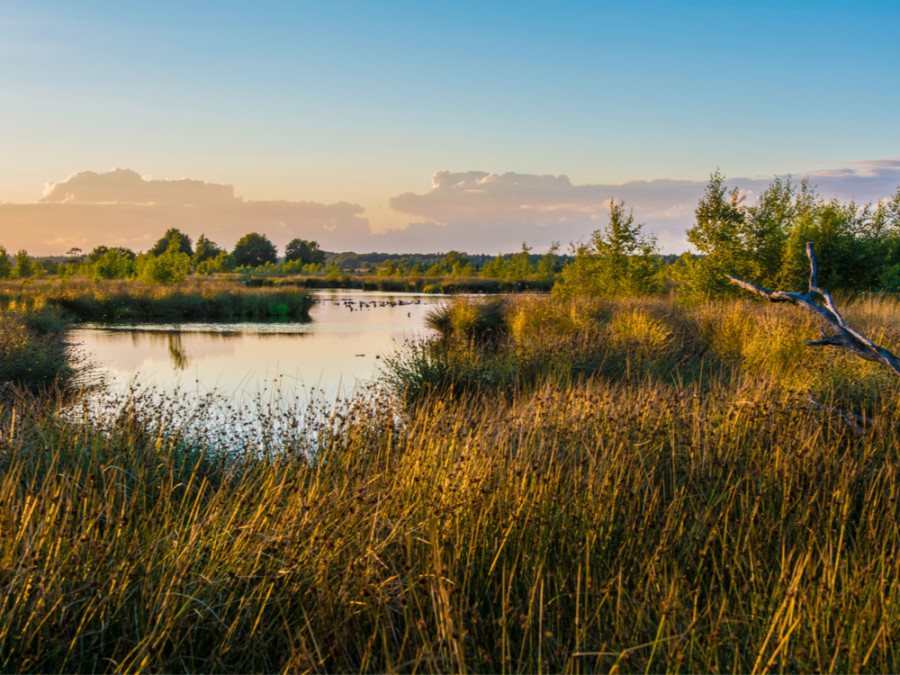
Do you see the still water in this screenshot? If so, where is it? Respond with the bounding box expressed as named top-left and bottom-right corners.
top-left (69, 291), bottom-right (441, 421)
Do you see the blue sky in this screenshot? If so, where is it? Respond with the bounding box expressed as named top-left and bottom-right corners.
top-left (1, 1), bottom-right (898, 253)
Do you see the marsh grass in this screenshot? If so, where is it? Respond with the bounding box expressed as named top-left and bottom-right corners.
top-left (395, 294), bottom-right (900, 411)
top-left (0, 302), bottom-right (73, 393)
top-left (2, 294), bottom-right (900, 671)
top-left (0, 278), bottom-right (315, 322)
top-left (257, 274), bottom-right (555, 294)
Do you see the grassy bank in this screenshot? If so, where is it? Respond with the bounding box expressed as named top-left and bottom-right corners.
top-left (390, 293), bottom-right (900, 412)
top-left (0, 301), bottom-right (72, 393)
top-left (0, 278), bottom-right (315, 322)
top-left (243, 273), bottom-right (555, 294)
top-left (2, 295), bottom-right (900, 671)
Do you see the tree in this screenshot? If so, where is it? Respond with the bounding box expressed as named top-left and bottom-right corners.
top-left (742, 176), bottom-right (793, 287)
top-left (88, 245), bottom-right (135, 264)
top-left (683, 170), bottom-right (748, 298)
top-left (139, 236), bottom-right (191, 283)
top-left (0, 246), bottom-right (10, 279)
top-left (196, 251), bottom-right (236, 275)
top-left (233, 233), bottom-right (277, 267)
top-left (555, 200), bottom-right (661, 297)
top-left (12, 250), bottom-right (33, 279)
top-left (284, 238), bottom-right (326, 265)
top-left (91, 248), bottom-right (133, 280)
top-left (192, 234), bottom-right (224, 264)
top-left (149, 228), bottom-right (193, 257)
top-left (536, 242), bottom-right (561, 280)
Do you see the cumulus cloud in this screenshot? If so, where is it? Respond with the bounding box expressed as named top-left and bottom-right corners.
top-left (383, 162), bottom-right (900, 253)
top-left (1, 169), bottom-right (371, 255)
top-left (42, 168), bottom-right (237, 207)
top-left (2, 161), bottom-right (900, 256)
top-left (387, 171), bottom-right (710, 252)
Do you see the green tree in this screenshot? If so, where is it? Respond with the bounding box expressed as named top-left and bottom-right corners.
top-left (149, 228), bottom-right (193, 257)
top-left (536, 242), bottom-right (561, 280)
top-left (233, 233), bottom-right (277, 268)
top-left (139, 235), bottom-right (191, 283)
top-left (0, 246), bottom-right (10, 279)
top-left (683, 170), bottom-right (748, 298)
top-left (91, 248), bottom-right (133, 280)
top-left (192, 234), bottom-right (224, 264)
top-left (196, 251), bottom-right (236, 275)
top-left (284, 238), bottom-right (326, 265)
top-left (742, 176), bottom-right (793, 287)
top-left (555, 200), bottom-right (661, 297)
top-left (511, 243), bottom-right (535, 279)
top-left (12, 250), bottom-right (33, 279)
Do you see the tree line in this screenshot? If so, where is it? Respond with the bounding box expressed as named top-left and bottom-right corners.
top-left (3, 172), bottom-right (900, 294)
top-left (555, 171), bottom-right (900, 298)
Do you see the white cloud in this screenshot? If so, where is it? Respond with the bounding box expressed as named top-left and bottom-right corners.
top-left (42, 168), bottom-right (238, 207)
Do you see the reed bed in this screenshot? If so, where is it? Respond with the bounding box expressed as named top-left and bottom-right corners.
top-left (2, 294), bottom-right (900, 671)
top-left (0, 302), bottom-right (72, 393)
top-left (0, 278), bottom-right (315, 322)
top-left (260, 275), bottom-right (555, 294)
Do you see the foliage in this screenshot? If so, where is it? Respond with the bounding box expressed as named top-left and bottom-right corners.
top-left (196, 251), bottom-right (236, 275)
top-left (0, 277), bottom-right (315, 322)
top-left (0, 246), bottom-right (10, 279)
top-left (149, 227), bottom-right (193, 257)
top-left (554, 200), bottom-right (662, 297)
top-left (89, 248), bottom-right (134, 281)
top-left (0, 302), bottom-right (71, 391)
top-left (682, 170), bottom-right (749, 298)
top-left (12, 250), bottom-right (34, 279)
top-left (284, 238), bottom-right (326, 265)
top-left (192, 234), bottom-right (224, 264)
top-left (232, 232), bottom-right (278, 267)
top-left (138, 236), bottom-right (192, 284)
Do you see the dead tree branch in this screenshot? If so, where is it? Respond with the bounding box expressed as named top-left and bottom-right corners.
top-left (726, 242), bottom-right (900, 377)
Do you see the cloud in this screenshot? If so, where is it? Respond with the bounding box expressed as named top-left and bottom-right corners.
top-left (383, 163), bottom-right (900, 253)
top-left (387, 171), bottom-right (710, 252)
top-left (2, 162), bottom-right (899, 256)
top-left (1, 168), bottom-right (371, 255)
top-left (42, 168), bottom-right (238, 207)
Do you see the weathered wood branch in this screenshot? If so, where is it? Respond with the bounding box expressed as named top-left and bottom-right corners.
top-left (726, 242), bottom-right (900, 377)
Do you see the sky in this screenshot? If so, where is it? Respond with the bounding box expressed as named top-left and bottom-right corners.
top-left (1, 0), bottom-right (899, 255)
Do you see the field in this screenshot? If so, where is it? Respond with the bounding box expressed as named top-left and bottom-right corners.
top-left (1, 292), bottom-right (900, 672)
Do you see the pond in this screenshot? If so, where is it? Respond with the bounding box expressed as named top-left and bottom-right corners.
top-left (67, 290), bottom-right (443, 444)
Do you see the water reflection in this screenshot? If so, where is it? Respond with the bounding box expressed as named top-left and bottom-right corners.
top-left (70, 290), bottom-right (442, 415)
top-left (167, 333), bottom-right (188, 370)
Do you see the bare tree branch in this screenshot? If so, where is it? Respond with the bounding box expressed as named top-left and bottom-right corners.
top-left (726, 242), bottom-right (900, 377)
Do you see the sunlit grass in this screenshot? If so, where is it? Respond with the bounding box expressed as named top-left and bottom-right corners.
top-left (1, 293), bottom-right (900, 671)
top-left (0, 277), bottom-right (315, 322)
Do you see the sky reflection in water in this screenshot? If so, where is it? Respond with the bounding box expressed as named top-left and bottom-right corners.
top-left (69, 291), bottom-right (441, 422)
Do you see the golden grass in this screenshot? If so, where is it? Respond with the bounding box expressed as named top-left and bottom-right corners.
top-left (2, 294), bottom-right (900, 671)
top-left (0, 277), bottom-right (315, 322)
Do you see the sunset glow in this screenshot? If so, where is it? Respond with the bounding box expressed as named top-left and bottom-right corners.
top-left (1, 1), bottom-right (898, 254)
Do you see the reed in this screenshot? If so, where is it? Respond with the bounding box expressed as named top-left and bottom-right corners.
top-left (1, 293), bottom-right (900, 671)
top-left (0, 301), bottom-right (72, 393)
top-left (0, 278), bottom-right (315, 322)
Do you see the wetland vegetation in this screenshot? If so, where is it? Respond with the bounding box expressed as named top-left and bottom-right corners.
top-left (3, 287), bottom-right (900, 672)
top-left (2, 173), bottom-right (900, 671)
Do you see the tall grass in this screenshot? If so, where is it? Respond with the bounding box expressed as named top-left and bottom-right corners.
top-left (392, 294), bottom-right (900, 412)
top-left (0, 301), bottom-right (72, 392)
top-left (0, 278), bottom-right (315, 322)
top-left (2, 293), bottom-right (900, 671)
